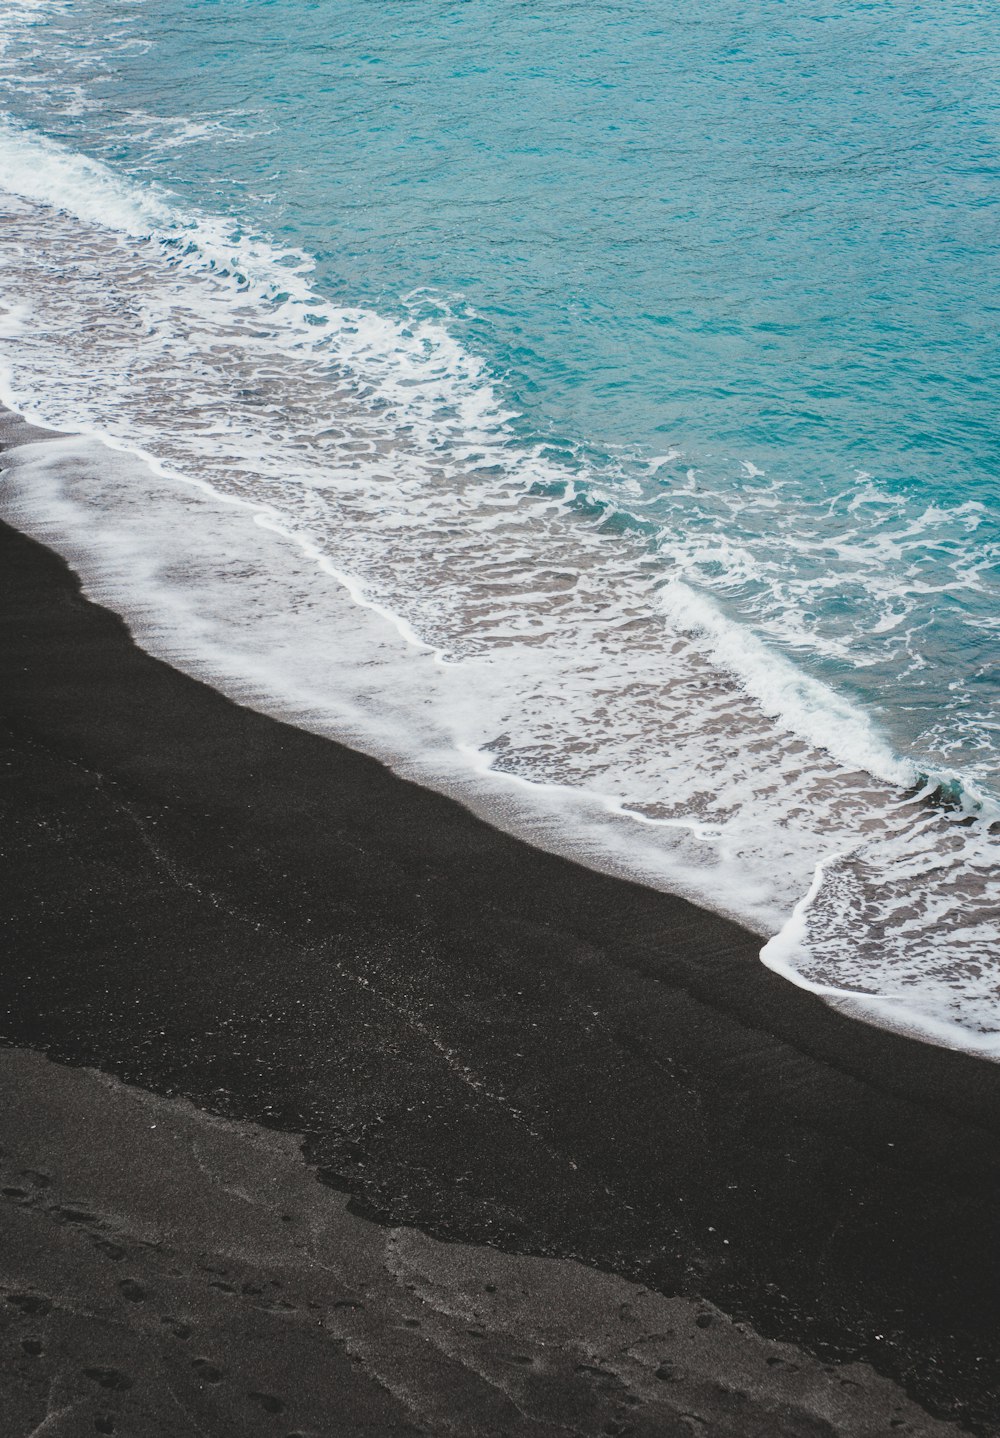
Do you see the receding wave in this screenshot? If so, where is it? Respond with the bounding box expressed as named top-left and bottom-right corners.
top-left (0, 118), bottom-right (997, 1059)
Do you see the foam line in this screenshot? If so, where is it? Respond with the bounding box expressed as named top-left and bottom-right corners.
top-left (0, 112), bottom-right (998, 1060)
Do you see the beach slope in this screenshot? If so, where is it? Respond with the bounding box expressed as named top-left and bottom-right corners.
top-left (1, 425), bottom-right (999, 1431)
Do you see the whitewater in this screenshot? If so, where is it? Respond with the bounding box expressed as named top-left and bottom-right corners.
top-left (0, 0), bottom-right (998, 1056)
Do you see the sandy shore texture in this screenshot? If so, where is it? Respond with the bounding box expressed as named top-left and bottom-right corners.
top-left (0, 1046), bottom-right (966, 1438)
top-left (1, 408), bottom-right (999, 1435)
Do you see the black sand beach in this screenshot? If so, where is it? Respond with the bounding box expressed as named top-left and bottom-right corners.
top-left (2, 414), bottom-right (999, 1435)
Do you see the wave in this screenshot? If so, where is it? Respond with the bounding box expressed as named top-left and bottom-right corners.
top-left (0, 116), bottom-right (998, 1060)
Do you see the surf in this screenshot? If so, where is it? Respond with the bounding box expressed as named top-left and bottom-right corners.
top-left (0, 0), bottom-right (997, 1058)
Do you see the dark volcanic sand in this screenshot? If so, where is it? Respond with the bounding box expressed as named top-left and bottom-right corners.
top-left (1, 412), bottom-right (999, 1433)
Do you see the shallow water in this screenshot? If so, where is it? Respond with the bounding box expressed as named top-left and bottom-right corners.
top-left (0, 0), bottom-right (997, 1053)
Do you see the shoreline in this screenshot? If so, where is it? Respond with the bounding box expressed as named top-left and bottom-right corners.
top-left (2, 392), bottom-right (995, 1067)
top-left (1, 426), bottom-right (1000, 1429)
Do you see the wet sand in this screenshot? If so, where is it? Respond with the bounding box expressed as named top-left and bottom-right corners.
top-left (0, 1046), bottom-right (964, 1438)
top-left (1, 412), bottom-right (999, 1434)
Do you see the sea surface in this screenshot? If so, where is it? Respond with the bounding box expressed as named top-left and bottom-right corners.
top-left (0, 0), bottom-right (997, 1054)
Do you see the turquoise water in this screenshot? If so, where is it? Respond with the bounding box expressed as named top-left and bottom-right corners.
top-left (0, 0), bottom-right (997, 1049)
top-left (3, 0), bottom-right (998, 779)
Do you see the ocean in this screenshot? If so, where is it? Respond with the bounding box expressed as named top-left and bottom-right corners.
top-left (0, 0), bottom-right (997, 1055)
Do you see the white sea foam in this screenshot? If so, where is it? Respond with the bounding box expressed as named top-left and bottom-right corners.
top-left (657, 579), bottom-right (916, 787)
top-left (761, 855), bottom-right (1000, 1060)
top-left (0, 118), bottom-right (997, 1059)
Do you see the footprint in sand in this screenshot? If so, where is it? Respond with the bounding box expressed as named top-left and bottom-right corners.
top-left (117, 1278), bottom-right (147, 1303)
top-left (161, 1317), bottom-right (193, 1341)
top-left (249, 1391), bottom-right (286, 1415)
top-left (6, 1293), bottom-right (53, 1317)
top-left (654, 1361), bottom-right (687, 1383)
top-left (93, 1239), bottom-right (126, 1262)
top-left (679, 1418), bottom-right (707, 1437)
top-left (191, 1358), bottom-right (225, 1384)
top-left (20, 1169), bottom-right (52, 1189)
top-left (83, 1367), bottom-right (133, 1392)
top-left (54, 1206), bottom-right (98, 1224)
